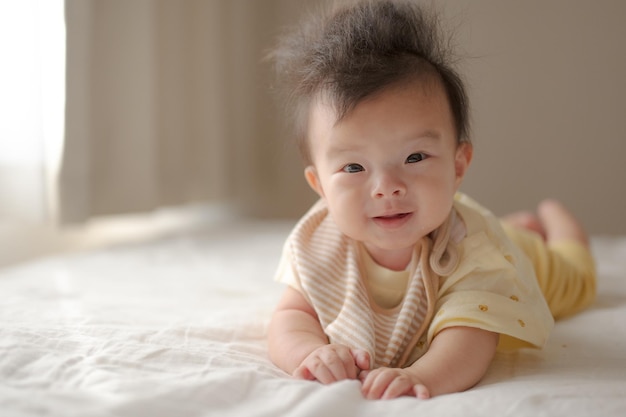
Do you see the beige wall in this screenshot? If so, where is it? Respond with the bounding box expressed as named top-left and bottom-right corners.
top-left (265, 0), bottom-right (626, 234)
top-left (63, 0), bottom-right (626, 234)
top-left (439, 0), bottom-right (626, 235)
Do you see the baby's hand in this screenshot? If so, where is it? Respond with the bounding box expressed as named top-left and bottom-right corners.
top-left (360, 367), bottom-right (430, 400)
top-left (293, 344), bottom-right (370, 384)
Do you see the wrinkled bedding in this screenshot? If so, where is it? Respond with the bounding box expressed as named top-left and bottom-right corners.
top-left (1, 219), bottom-right (625, 416)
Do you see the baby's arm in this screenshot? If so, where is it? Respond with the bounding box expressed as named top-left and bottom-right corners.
top-left (268, 287), bottom-right (370, 383)
top-left (361, 326), bottom-right (498, 399)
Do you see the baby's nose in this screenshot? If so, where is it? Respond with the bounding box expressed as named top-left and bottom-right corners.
top-left (372, 171), bottom-right (407, 199)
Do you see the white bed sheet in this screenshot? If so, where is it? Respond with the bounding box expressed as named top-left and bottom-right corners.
top-left (1, 219), bottom-right (625, 417)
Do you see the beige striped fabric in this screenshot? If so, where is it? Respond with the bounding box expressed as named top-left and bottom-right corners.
top-left (286, 201), bottom-right (457, 368)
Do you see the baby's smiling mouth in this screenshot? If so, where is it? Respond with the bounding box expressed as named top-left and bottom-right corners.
top-left (375, 213), bottom-right (411, 220)
top-left (372, 212), bottom-right (413, 228)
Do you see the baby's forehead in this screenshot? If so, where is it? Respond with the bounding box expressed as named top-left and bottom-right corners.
top-left (309, 76), bottom-right (449, 127)
top-left (308, 81), bottom-right (454, 149)
top-left (301, 75), bottom-right (456, 165)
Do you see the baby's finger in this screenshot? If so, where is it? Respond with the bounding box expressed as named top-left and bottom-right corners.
top-left (333, 348), bottom-right (358, 380)
top-left (309, 362), bottom-right (338, 384)
top-left (413, 383), bottom-right (431, 400)
top-left (293, 365), bottom-right (315, 381)
top-left (381, 376), bottom-right (414, 400)
top-left (358, 369), bottom-right (370, 382)
top-left (360, 369), bottom-right (377, 393)
top-left (362, 370), bottom-right (396, 400)
top-left (350, 349), bottom-right (371, 372)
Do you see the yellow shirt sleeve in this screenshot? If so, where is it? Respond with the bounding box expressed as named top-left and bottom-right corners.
top-left (427, 194), bottom-right (555, 350)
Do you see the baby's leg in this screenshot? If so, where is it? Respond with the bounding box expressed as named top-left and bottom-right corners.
top-left (501, 211), bottom-right (546, 240)
top-left (501, 199), bottom-right (588, 247)
top-left (501, 200), bottom-right (595, 319)
top-left (536, 199), bottom-right (589, 247)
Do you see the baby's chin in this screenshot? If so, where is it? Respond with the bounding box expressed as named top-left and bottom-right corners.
top-left (338, 222), bottom-right (429, 253)
top-left (369, 239), bottom-right (425, 253)
top-left (361, 238), bottom-right (424, 263)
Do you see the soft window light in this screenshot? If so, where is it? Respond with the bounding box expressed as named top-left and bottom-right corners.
top-left (0, 0), bottom-right (65, 221)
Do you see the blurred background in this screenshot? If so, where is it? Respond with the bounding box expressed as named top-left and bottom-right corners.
top-left (1, 0), bottom-right (625, 266)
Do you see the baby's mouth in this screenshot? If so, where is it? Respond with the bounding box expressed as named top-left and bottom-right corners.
top-left (375, 213), bottom-right (410, 220)
top-left (372, 212), bottom-right (413, 228)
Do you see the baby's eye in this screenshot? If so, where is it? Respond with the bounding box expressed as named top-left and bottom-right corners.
top-left (342, 163), bottom-right (364, 173)
top-left (406, 153), bottom-right (427, 164)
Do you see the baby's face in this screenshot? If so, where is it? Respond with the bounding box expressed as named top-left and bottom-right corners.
top-left (304, 79), bottom-right (472, 269)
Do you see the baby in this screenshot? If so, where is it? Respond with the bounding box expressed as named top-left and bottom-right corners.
top-left (267, 0), bottom-right (596, 400)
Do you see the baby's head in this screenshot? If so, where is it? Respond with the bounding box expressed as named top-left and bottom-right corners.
top-left (270, 0), bottom-right (470, 165)
top-left (270, 0), bottom-right (473, 268)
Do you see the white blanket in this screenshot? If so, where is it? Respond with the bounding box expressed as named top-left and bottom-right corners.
top-left (1, 219), bottom-right (625, 416)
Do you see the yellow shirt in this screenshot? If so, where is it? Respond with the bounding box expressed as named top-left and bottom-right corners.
top-left (426, 193), bottom-right (554, 352)
top-left (275, 193), bottom-right (555, 367)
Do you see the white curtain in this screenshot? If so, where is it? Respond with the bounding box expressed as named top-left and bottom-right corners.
top-left (0, 0), bottom-right (65, 223)
top-left (60, 0), bottom-right (318, 224)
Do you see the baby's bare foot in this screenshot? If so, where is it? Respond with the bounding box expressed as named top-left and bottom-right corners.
top-left (501, 211), bottom-right (546, 240)
top-left (537, 199), bottom-right (589, 247)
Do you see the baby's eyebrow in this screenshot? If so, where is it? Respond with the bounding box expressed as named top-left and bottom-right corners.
top-left (325, 140), bottom-right (364, 156)
top-left (412, 130), bottom-right (441, 141)
top-left (325, 129), bottom-right (442, 157)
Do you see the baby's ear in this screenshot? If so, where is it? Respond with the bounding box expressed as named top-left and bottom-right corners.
top-left (454, 142), bottom-right (473, 188)
top-left (304, 166), bottom-right (325, 198)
